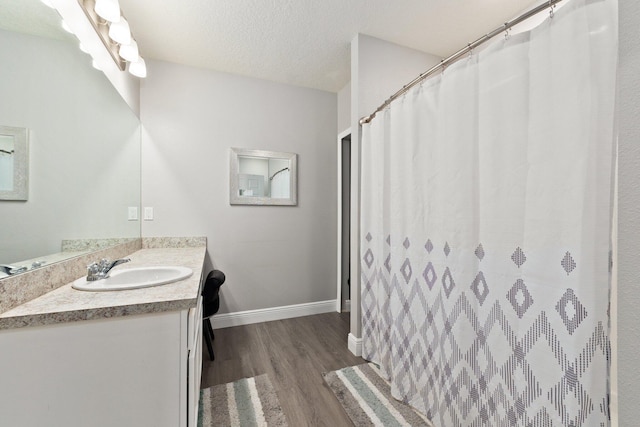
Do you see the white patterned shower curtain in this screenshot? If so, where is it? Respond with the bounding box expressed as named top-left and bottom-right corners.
top-left (360, 0), bottom-right (617, 425)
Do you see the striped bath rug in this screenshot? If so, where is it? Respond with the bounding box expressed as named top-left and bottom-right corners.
top-left (323, 363), bottom-right (433, 427)
top-left (198, 374), bottom-right (288, 426)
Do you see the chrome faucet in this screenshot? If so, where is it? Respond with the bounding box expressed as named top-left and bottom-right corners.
top-left (86, 258), bottom-right (131, 281)
top-left (0, 264), bottom-right (28, 275)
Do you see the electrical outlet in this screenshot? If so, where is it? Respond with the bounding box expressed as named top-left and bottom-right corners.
top-left (144, 207), bottom-right (154, 221)
top-left (128, 207), bottom-right (138, 221)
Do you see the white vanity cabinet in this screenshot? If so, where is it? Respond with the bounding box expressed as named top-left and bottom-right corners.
top-left (0, 295), bottom-right (203, 427)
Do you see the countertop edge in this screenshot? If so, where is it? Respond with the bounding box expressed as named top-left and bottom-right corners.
top-left (0, 298), bottom-right (198, 330)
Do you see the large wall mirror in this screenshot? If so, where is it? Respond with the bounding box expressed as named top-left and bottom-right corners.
top-left (0, 0), bottom-right (141, 278)
top-left (229, 148), bottom-right (297, 206)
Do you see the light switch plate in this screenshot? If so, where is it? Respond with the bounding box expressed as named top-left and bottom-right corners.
top-left (128, 207), bottom-right (138, 221)
top-left (144, 207), bottom-right (154, 221)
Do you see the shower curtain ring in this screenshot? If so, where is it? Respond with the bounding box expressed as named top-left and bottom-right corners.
top-left (549, 1), bottom-right (556, 18)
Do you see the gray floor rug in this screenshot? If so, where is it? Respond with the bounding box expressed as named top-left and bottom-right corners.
top-left (323, 363), bottom-right (434, 427)
top-left (199, 374), bottom-right (288, 426)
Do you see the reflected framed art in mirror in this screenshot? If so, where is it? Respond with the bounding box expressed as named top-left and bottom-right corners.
top-left (0, 125), bottom-right (28, 201)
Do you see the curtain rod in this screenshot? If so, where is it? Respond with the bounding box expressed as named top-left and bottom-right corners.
top-left (269, 167), bottom-right (290, 181)
top-left (359, 0), bottom-right (565, 126)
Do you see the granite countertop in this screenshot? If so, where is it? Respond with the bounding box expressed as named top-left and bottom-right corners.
top-left (0, 246), bottom-right (206, 330)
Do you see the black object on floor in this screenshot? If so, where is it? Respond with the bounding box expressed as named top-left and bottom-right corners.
top-left (202, 269), bottom-right (226, 361)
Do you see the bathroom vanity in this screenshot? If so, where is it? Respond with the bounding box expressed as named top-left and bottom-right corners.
top-left (0, 242), bottom-right (206, 427)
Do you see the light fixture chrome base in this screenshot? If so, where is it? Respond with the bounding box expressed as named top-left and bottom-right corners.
top-left (78, 0), bottom-right (126, 71)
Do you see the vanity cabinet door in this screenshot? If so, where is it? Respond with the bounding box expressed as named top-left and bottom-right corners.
top-left (187, 296), bottom-right (204, 426)
top-left (0, 311), bottom-right (184, 427)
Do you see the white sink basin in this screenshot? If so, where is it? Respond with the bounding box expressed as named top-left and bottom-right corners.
top-left (72, 266), bottom-right (193, 291)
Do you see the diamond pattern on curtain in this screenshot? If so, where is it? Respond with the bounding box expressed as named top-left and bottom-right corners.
top-left (360, 0), bottom-right (618, 426)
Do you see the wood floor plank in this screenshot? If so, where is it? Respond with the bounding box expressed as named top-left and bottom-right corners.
top-left (201, 312), bottom-right (364, 426)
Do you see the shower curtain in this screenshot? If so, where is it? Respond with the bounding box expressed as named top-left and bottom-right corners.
top-left (360, 0), bottom-right (617, 426)
top-left (0, 155), bottom-right (12, 191)
top-left (271, 169), bottom-right (290, 198)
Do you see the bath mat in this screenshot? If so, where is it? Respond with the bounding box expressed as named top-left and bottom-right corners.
top-left (198, 374), bottom-right (288, 427)
top-left (323, 363), bottom-right (433, 427)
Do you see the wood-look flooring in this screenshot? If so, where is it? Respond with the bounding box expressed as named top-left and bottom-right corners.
top-left (201, 312), bottom-right (364, 426)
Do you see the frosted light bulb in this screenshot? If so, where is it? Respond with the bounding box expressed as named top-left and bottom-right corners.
top-left (119, 39), bottom-right (139, 62)
top-left (129, 57), bottom-right (147, 78)
top-left (108, 17), bottom-right (131, 45)
top-left (95, 0), bottom-right (121, 23)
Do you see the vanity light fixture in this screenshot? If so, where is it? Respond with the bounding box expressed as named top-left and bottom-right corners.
top-left (108, 16), bottom-right (131, 44)
top-left (128, 57), bottom-right (147, 78)
top-left (94, 0), bottom-right (121, 23)
top-left (78, 0), bottom-right (146, 78)
top-left (119, 39), bottom-right (139, 62)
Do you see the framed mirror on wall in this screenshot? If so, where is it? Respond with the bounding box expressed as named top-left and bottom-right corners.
top-left (229, 148), bottom-right (297, 206)
top-left (0, 125), bottom-right (28, 201)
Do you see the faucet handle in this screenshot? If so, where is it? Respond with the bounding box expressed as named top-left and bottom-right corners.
top-left (0, 264), bottom-right (27, 275)
top-left (87, 262), bottom-right (99, 274)
top-left (98, 259), bottom-right (111, 271)
top-left (9, 265), bottom-right (27, 275)
top-left (31, 260), bottom-right (46, 268)
top-left (85, 258), bottom-right (130, 281)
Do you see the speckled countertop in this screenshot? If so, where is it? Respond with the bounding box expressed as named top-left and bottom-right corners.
top-left (0, 246), bottom-right (206, 330)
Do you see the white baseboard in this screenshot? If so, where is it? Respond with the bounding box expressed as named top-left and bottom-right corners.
top-left (348, 333), bottom-right (362, 357)
top-left (343, 299), bottom-right (351, 312)
top-left (211, 300), bottom-right (337, 329)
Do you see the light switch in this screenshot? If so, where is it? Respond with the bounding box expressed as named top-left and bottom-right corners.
top-left (144, 207), bottom-right (154, 221)
top-left (128, 207), bottom-right (138, 221)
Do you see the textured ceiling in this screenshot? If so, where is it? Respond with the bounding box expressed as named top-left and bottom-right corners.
top-left (119, 0), bottom-right (542, 92)
top-left (1, 0), bottom-right (544, 93)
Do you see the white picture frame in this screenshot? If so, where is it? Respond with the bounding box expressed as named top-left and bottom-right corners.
top-left (0, 125), bottom-right (28, 201)
top-left (229, 147), bottom-right (297, 206)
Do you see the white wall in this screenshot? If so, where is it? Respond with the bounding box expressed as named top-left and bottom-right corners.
top-left (0, 29), bottom-right (140, 264)
top-left (617, 0), bottom-right (640, 424)
top-left (349, 34), bottom-right (441, 339)
top-left (140, 60), bottom-right (337, 314)
top-left (353, 35), bottom-right (441, 120)
top-left (337, 82), bottom-right (351, 133)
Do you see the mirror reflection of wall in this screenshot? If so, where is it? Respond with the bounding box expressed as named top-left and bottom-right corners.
top-left (238, 156), bottom-right (268, 197)
top-left (0, 134), bottom-right (14, 191)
